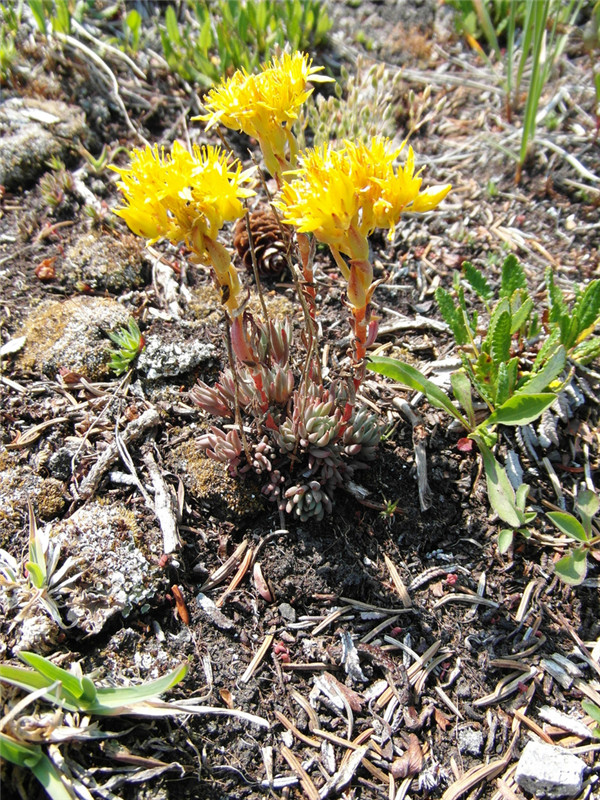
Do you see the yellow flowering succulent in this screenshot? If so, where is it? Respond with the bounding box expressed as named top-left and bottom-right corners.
top-left (275, 136), bottom-right (451, 378)
top-left (111, 141), bottom-right (255, 313)
top-left (196, 51), bottom-right (332, 181)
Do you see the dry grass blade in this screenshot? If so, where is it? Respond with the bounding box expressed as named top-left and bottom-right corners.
top-left (273, 710), bottom-right (321, 747)
top-left (512, 708), bottom-right (553, 744)
top-left (311, 605), bottom-right (354, 635)
top-left (473, 667), bottom-right (537, 708)
top-left (340, 597), bottom-right (412, 615)
top-left (290, 690), bottom-right (320, 732)
top-left (433, 594), bottom-right (499, 610)
top-left (281, 744), bottom-right (320, 800)
top-left (7, 417), bottom-right (69, 449)
top-left (240, 633), bottom-right (274, 684)
top-left (216, 546), bottom-right (253, 607)
top-left (200, 540), bottom-right (248, 592)
top-left (441, 736), bottom-right (516, 800)
top-left (321, 745), bottom-right (368, 798)
top-left (383, 555), bottom-right (412, 608)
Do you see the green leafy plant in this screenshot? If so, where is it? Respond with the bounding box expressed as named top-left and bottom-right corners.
top-left (0, 652), bottom-right (188, 800)
top-left (0, 502), bottom-right (82, 629)
top-left (546, 488), bottom-right (600, 585)
top-left (160, 0), bottom-right (331, 87)
top-left (369, 255), bottom-right (600, 542)
top-left (108, 317), bottom-right (145, 375)
top-left (582, 699), bottom-right (600, 737)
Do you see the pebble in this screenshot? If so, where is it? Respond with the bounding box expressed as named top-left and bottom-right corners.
top-left (515, 740), bottom-right (586, 798)
top-left (456, 727), bottom-right (484, 756)
top-left (278, 602), bottom-right (297, 623)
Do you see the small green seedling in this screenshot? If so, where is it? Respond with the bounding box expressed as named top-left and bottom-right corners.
top-left (108, 317), bottom-right (145, 375)
top-left (547, 488), bottom-right (600, 585)
top-left (582, 699), bottom-right (600, 737)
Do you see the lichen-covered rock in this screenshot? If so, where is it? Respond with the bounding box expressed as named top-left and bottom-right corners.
top-left (16, 296), bottom-right (130, 379)
top-left (0, 98), bottom-right (88, 189)
top-left (43, 500), bottom-right (164, 634)
top-left (0, 453), bottom-right (65, 547)
top-left (62, 231), bottom-right (148, 293)
top-left (166, 438), bottom-right (263, 524)
top-left (137, 336), bottom-right (216, 381)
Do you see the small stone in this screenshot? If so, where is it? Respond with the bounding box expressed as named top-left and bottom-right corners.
top-left (0, 98), bottom-right (88, 189)
top-left (456, 727), bottom-right (484, 756)
top-left (137, 337), bottom-right (216, 381)
top-left (515, 740), bottom-right (586, 798)
top-left (278, 602), bottom-right (297, 623)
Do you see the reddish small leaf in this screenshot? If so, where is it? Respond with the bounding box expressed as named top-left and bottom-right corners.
top-left (457, 437), bottom-right (473, 452)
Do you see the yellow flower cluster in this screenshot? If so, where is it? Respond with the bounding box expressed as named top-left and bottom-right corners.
top-left (111, 141), bottom-right (255, 253)
top-left (111, 141), bottom-right (255, 313)
top-left (196, 52), bottom-right (332, 180)
top-left (276, 137), bottom-right (452, 260)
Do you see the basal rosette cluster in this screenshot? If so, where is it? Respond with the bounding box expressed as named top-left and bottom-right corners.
top-left (197, 51), bottom-right (332, 179)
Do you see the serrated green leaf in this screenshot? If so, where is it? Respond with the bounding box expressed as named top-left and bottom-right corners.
top-left (498, 529), bottom-right (514, 554)
top-left (500, 254), bottom-right (527, 299)
top-left (510, 296), bottom-right (534, 334)
top-left (464, 261), bottom-right (493, 301)
top-left (571, 336), bottom-right (600, 365)
top-left (554, 548), bottom-right (588, 586)
top-left (546, 511), bottom-right (588, 542)
top-left (545, 267), bottom-right (568, 323)
top-left (495, 360), bottom-right (510, 407)
top-left (367, 356), bottom-right (470, 429)
top-left (573, 280), bottom-right (600, 336)
top-left (490, 309), bottom-right (512, 366)
top-left (435, 287), bottom-right (467, 345)
top-left (519, 345), bottom-right (566, 395)
top-left (485, 393), bottom-right (556, 428)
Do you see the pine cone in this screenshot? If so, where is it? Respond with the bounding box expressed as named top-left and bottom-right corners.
top-left (233, 206), bottom-right (288, 278)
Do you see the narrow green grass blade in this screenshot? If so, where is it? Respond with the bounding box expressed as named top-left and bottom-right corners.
top-left (19, 652), bottom-right (86, 700)
top-left (92, 663), bottom-right (188, 712)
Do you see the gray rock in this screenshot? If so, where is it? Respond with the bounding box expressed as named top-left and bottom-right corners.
top-left (0, 98), bottom-right (88, 189)
top-left (44, 501), bottom-right (164, 635)
top-left (137, 337), bottom-right (216, 380)
top-left (278, 602), bottom-right (297, 623)
top-left (515, 740), bottom-right (586, 798)
top-left (456, 727), bottom-right (484, 757)
top-left (63, 232), bottom-right (147, 293)
top-left (17, 296), bottom-right (129, 380)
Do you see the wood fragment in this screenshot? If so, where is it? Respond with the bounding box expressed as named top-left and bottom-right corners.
top-left (240, 633), bottom-right (274, 684)
top-left (383, 555), bottom-right (412, 608)
top-left (76, 408), bottom-right (161, 500)
top-left (280, 745), bottom-right (320, 800)
top-left (143, 449), bottom-right (181, 554)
